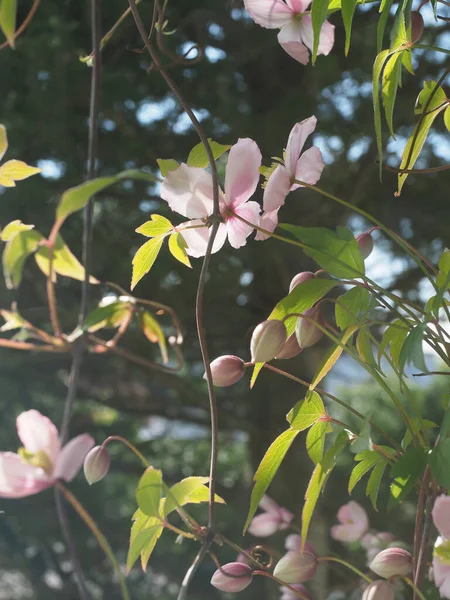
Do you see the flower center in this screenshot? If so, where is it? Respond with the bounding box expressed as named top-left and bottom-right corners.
top-left (18, 447), bottom-right (54, 476)
top-left (435, 539), bottom-right (450, 564)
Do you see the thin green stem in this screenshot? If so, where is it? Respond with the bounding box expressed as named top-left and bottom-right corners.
top-left (404, 576), bottom-right (426, 600)
top-left (317, 556), bottom-right (372, 583)
top-left (415, 44), bottom-right (450, 55)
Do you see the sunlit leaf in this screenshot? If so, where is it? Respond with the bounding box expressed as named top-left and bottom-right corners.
top-left (373, 49), bottom-right (391, 176)
top-left (382, 51), bottom-right (404, 138)
top-left (402, 418), bottom-right (437, 450)
top-left (311, 0), bottom-right (330, 63)
top-left (287, 391), bottom-right (326, 431)
top-left (367, 461), bottom-right (388, 510)
top-left (306, 420), bottom-right (330, 464)
top-left (126, 524), bottom-right (162, 573)
top-left (309, 325), bottom-right (358, 390)
top-left (0, 309), bottom-right (27, 331)
top-left (398, 322), bottom-right (429, 375)
top-left (164, 476), bottom-right (210, 516)
top-left (0, 160), bottom-right (41, 187)
top-left (187, 139), bottom-right (231, 168)
top-left (341, 0), bottom-right (358, 54)
top-left (378, 319), bottom-right (412, 368)
top-left (0, 124), bottom-right (7, 161)
top-left (34, 235), bottom-right (98, 283)
top-left (377, 0), bottom-right (394, 52)
top-left (349, 449), bottom-right (384, 493)
top-left (131, 236), bottom-right (165, 290)
top-left (2, 229), bottom-right (43, 289)
top-left (445, 106), bottom-right (450, 132)
top-left (1, 220), bottom-right (34, 241)
top-left (169, 232), bottom-right (191, 268)
top-left (0, 0), bottom-right (17, 48)
top-left (356, 329), bottom-right (378, 369)
top-left (138, 310), bottom-right (168, 363)
top-left (335, 286), bottom-right (370, 330)
top-left (136, 214), bottom-right (172, 237)
top-left (82, 300), bottom-right (132, 332)
top-left (157, 158), bottom-right (179, 177)
top-left (388, 447), bottom-right (427, 508)
top-left (136, 467), bottom-right (163, 518)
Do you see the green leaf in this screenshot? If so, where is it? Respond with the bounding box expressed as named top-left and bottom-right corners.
top-left (389, 447), bottom-right (427, 508)
top-left (1, 220), bottom-right (34, 241)
top-left (378, 319), bottom-right (412, 368)
top-left (82, 300), bottom-right (132, 332)
top-left (287, 391), bottom-right (326, 431)
top-left (0, 159), bottom-right (41, 187)
top-left (136, 467), bottom-right (163, 518)
top-left (367, 461), bottom-right (388, 510)
top-left (356, 329), bottom-right (378, 369)
top-left (310, 325), bottom-right (358, 390)
top-left (136, 214), bottom-right (172, 237)
top-left (350, 417), bottom-right (372, 454)
top-left (250, 278), bottom-right (337, 387)
top-left (0, 0), bottom-right (17, 48)
top-left (444, 106), bottom-right (450, 132)
top-left (131, 236), bottom-right (165, 290)
top-left (398, 322), bottom-right (429, 375)
top-left (349, 449), bottom-right (384, 493)
top-left (402, 418), bottom-right (437, 450)
top-left (126, 524), bottom-right (162, 573)
top-left (373, 49), bottom-right (391, 177)
top-left (169, 232), bottom-right (191, 268)
top-left (138, 310), bottom-right (168, 364)
top-left (157, 159), bottom-right (179, 177)
top-left (382, 51), bottom-right (404, 139)
top-left (377, 0), bottom-right (394, 52)
top-left (56, 170), bottom-right (158, 223)
top-left (0, 308), bottom-right (27, 331)
top-left (281, 224), bottom-right (365, 279)
top-left (429, 439), bottom-right (450, 489)
top-left (302, 430), bottom-right (351, 543)
top-left (0, 124), bottom-right (7, 161)
top-left (2, 229), bottom-right (43, 289)
top-left (397, 81), bottom-right (448, 194)
top-left (187, 139), bottom-right (231, 168)
top-left (311, 0), bottom-right (330, 63)
top-left (341, 0), bottom-right (358, 54)
top-left (306, 420), bottom-right (330, 464)
top-left (164, 477), bottom-right (212, 516)
top-left (244, 429), bottom-right (300, 533)
top-left (335, 286), bottom-right (370, 330)
top-left (34, 235), bottom-right (97, 283)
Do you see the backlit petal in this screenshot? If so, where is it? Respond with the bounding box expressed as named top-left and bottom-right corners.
top-left (433, 495), bottom-right (450, 539)
top-left (54, 434), bottom-right (95, 482)
top-left (248, 512), bottom-right (281, 537)
top-left (255, 209), bottom-right (280, 241)
top-left (291, 146), bottom-right (325, 190)
top-left (278, 23), bottom-right (310, 65)
top-left (224, 139), bottom-right (262, 208)
top-left (0, 452), bottom-right (51, 498)
top-left (16, 410), bottom-right (60, 464)
top-left (284, 116), bottom-right (317, 175)
top-left (298, 16), bottom-right (335, 56)
top-left (179, 221), bottom-right (227, 258)
top-left (260, 494), bottom-right (281, 513)
top-left (262, 164), bottom-right (291, 213)
top-left (286, 0), bottom-right (311, 11)
top-left (243, 0), bottom-right (294, 28)
top-left (160, 164), bottom-right (220, 219)
top-left (226, 201), bottom-right (261, 249)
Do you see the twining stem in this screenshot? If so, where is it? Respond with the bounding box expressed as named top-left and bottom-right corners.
top-left (317, 556), bottom-right (372, 583)
top-left (55, 482), bottom-right (130, 600)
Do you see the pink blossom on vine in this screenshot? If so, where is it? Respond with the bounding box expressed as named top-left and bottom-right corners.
top-left (248, 495), bottom-right (293, 537)
top-left (211, 562), bottom-right (253, 592)
top-left (256, 117), bottom-right (324, 240)
top-left (160, 139), bottom-right (262, 257)
top-left (432, 495), bottom-right (450, 599)
top-left (273, 548), bottom-right (318, 583)
top-left (369, 547), bottom-right (412, 578)
top-left (330, 501), bottom-right (369, 542)
top-left (0, 410), bottom-right (94, 498)
top-left (243, 0), bottom-right (335, 65)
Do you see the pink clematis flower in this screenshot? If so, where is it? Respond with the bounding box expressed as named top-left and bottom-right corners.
top-left (160, 139), bottom-right (262, 257)
top-left (331, 501), bottom-right (369, 543)
top-left (244, 0), bottom-right (335, 65)
top-left (0, 410), bottom-right (95, 498)
top-left (256, 117), bottom-right (324, 240)
top-left (248, 495), bottom-right (294, 537)
top-left (432, 495), bottom-right (450, 598)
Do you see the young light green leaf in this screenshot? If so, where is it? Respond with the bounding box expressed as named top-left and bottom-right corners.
top-left (244, 429), bottom-right (300, 533)
top-left (367, 461), bottom-right (388, 510)
top-left (187, 139), bottom-right (231, 168)
top-left (356, 329), bottom-right (378, 369)
top-left (397, 81), bottom-right (448, 194)
top-left (136, 214), bottom-right (172, 237)
top-left (1, 220), bottom-right (34, 241)
top-left (126, 524), bottom-right (162, 573)
top-left (138, 310), bottom-right (168, 364)
top-left (131, 236), bottom-right (165, 290)
top-left (2, 229), bottom-right (43, 289)
top-left (373, 49), bottom-right (391, 177)
top-left (311, 0), bottom-right (330, 63)
top-left (377, 0), bottom-right (394, 52)
top-left (445, 106), bottom-right (450, 132)
top-left (0, 0), bottom-right (17, 48)
top-left (163, 476), bottom-right (220, 516)
top-left (82, 300), bottom-right (132, 332)
top-left (169, 232), bottom-right (191, 268)
top-left (309, 325), bottom-right (358, 390)
top-left (389, 447), bottom-right (427, 508)
top-left (350, 417), bottom-right (372, 454)
top-left (378, 319), bottom-right (412, 368)
top-left (34, 235), bottom-right (98, 283)
top-left (341, 0), bottom-right (358, 54)
top-left (287, 391), bottom-right (326, 431)
top-left (136, 467), bottom-right (163, 518)
top-left (335, 286), bottom-right (370, 331)
top-left (302, 430), bottom-right (351, 544)
top-left (157, 158), bottom-right (179, 177)
top-left (0, 308), bottom-right (27, 331)
top-left (0, 160), bottom-right (41, 187)
top-left (402, 418), bottom-right (437, 450)
top-left (382, 51), bottom-right (404, 139)
top-left (398, 322), bottom-right (429, 375)
top-left (0, 124), bottom-right (8, 161)
top-left (349, 449), bottom-right (384, 493)
top-left (429, 439), bottom-right (450, 489)
top-left (306, 420), bottom-right (330, 464)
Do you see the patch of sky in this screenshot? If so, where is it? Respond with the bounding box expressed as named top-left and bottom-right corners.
top-left (37, 71), bottom-right (50, 81)
top-left (347, 137), bottom-right (371, 162)
top-left (136, 97), bottom-right (176, 126)
top-left (36, 159), bottom-right (65, 180)
top-left (208, 23), bottom-right (225, 40)
top-left (205, 46), bottom-right (227, 63)
top-left (240, 270), bottom-right (254, 286)
top-left (312, 134), bottom-right (344, 164)
top-left (101, 118), bottom-right (116, 132)
top-left (173, 108), bottom-right (210, 134)
top-left (139, 199), bottom-right (160, 212)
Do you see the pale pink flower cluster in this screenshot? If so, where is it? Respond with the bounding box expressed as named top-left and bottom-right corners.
top-left (330, 501), bottom-right (369, 543)
top-left (0, 410), bottom-right (94, 498)
top-left (432, 495), bottom-right (450, 598)
top-left (243, 0), bottom-right (335, 65)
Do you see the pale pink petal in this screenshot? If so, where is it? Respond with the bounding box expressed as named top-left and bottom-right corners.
top-left (226, 201), bottom-right (260, 249)
top-left (278, 24), bottom-right (310, 65)
top-left (332, 501), bottom-right (369, 542)
top-left (285, 534), bottom-right (315, 555)
top-left (160, 164), bottom-right (221, 219)
top-left (255, 209), bottom-right (280, 241)
top-left (0, 452), bottom-right (51, 498)
top-left (260, 494), bottom-right (282, 514)
top-left (262, 164), bottom-right (291, 213)
top-left (331, 523), bottom-right (366, 543)
top-left (291, 146), bottom-right (325, 191)
top-left (433, 495), bottom-right (450, 539)
top-left (298, 16), bottom-right (335, 56)
top-left (284, 117), bottom-right (318, 176)
top-left (224, 139), bottom-right (262, 208)
top-left (179, 220), bottom-right (227, 258)
top-left (279, 507), bottom-right (294, 528)
top-left (243, 0), bottom-right (294, 28)
top-left (248, 512), bottom-right (281, 537)
top-left (53, 434), bottom-right (95, 482)
top-left (440, 575), bottom-right (450, 599)
top-left (286, 0), bottom-right (311, 11)
top-left (16, 410), bottom-right (60, 464)
top-left (433, 551), bottom-right (449, 588)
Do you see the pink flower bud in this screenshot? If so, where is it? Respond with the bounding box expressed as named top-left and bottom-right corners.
top-left (362, 581), bottom-right (395, 600)
top-left (273, 550), bottom-right (318, 584)
top-left (411, 11), bottom-right (424, 43)
top-left (83, 445), bottom-right (110, 485)
top-left (210, 562), bottom-right (253, 592)
top-left (251, 320), bottom-right (287, 363)
top-left (206, 355), bottom-right (245, 387)
top-left (369, 548), bottom-right (413, 578)
top-left (275, 334), bottom-right (302, 360)
top-left (356, 232), bottom-right (374, 260)
top-left (289, 271), bottom-right (315, 294)
top-left (295, 306), bottom-right (324, 349)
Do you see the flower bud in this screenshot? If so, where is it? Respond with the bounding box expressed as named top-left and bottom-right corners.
top-left (273, 550), bottom-right (318, 584)
top-left (83, 445), bottom-right (110, 485)
top-left (356, 232), bottom-right (374, 260)
top-left (295, 306), bottom-right (324, 349)
top-left (251, 320), bottom-right (287, 363)
top-left (275, 334), bottom-right (302, 360)
top-left (369, 547), bottom-right (413, 578)
top-left (362, 581), bottom-right (395, 600)
top-left (210, 562), bottom-right (253, 592)
top-left (411, 11), bottom-right (424, 43)
top-left (289, 271), bottom-right (315, 294)
top-left (206, 355), bottom-right (245, 387)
